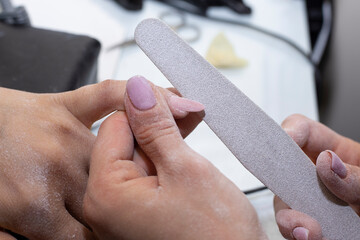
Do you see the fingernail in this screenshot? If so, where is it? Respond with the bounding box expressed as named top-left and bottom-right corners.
top-left (127, 76), bottom-right (156, 110)
top-left (293, 227), bottom-right (309, 240)
top-left (328, 150), bottom-right (347, 179)
top-left (169, 95), bottom-right (205, 113)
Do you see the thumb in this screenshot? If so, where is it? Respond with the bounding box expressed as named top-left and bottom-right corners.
top-left (124, 76), bottom-right (200, 176)
top-left (316, 151), bottom-right (360, 214)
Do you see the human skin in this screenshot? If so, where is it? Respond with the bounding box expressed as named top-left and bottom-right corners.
top-left (83, 76), bottom-right (267, 240)
top-left (274, 114), bottom-right (360, 240)
top-left (0, 80), bottom-right (203, 240)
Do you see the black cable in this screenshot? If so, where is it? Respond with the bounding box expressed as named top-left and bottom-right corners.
top-left (155, 0), bottom-right (333, 69)
top-left (154, 0), bottom-right (315, 66)
top-left (244, 186), bottom-right (268, 195)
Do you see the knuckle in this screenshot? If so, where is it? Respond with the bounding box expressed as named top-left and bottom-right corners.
top-left (99, 79), bottom-right (124, 96)
top-left (53, 121), bottom-right (74, 137)
top-left (99, 79), bottom-right (117, 92)
top-left (97, 80), bottom-right (126, 110)
top-left (135, 117), bottom-right (179, 147)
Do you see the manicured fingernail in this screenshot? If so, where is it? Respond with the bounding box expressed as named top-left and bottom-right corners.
top-left (169, 95), bottom-right (205, 113)
top-left (293, 227), bottom-right (309, 240)
top-left (328, 150), bottom-right (347, 179)
top-left (127, 76), bottom-right (156, 110)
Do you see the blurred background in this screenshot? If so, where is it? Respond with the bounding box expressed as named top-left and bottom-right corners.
top-left (1, 0), bottom-right (359, 239)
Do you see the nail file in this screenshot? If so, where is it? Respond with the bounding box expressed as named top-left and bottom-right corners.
top-left (135, 19), bottom-right (360, 239)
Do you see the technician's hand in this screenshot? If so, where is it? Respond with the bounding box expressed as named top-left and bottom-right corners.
top-left (0, 80), bottom-right (202, 240)
top-left (274, 114), bottom-right (360, 240)
top-left (83, 76), bottom-right (267, 240)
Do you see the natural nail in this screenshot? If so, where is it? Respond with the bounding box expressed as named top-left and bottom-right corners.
top-left (169, 95), bottom-right (205, 113)
top-left (293, 227), bottom-right (309, 240)
top-left (328, 150), bottom-right (347, 179)
top-left (127, 76), bottom-right (156, 110)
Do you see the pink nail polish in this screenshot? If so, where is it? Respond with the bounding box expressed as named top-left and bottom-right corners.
top-left (293, 227), bottom-right (309, 240)
top-left (127, 76), bottom-right (156, 110)
top-left (328, 150), bottom-right (347, 179)
top-left (169, 95), bottom-right (205, 113)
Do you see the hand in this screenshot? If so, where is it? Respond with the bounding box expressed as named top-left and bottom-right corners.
top-left (274, 114), bottom-right (360, 240)
top-left (83, 76), bottom-right (267, 240)
top-left (0, 79), bottom-right (202, 240)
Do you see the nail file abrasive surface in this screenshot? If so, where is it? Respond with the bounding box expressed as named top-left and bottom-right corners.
top-left (135, 19), bottom-right (360, 239)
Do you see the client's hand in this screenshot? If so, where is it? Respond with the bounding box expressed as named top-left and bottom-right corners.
top-left (274, 114), bottom-right (360, 240)
top-left (83, 76), bottom-right (267, 240)
top-left (0, 80), bottom-right (202, 240)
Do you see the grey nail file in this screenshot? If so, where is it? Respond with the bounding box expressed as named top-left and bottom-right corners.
top-left (135, 19), bottom-right (360, 239)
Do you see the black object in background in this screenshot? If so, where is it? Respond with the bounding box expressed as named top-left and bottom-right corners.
top-left (0, 23), bottom-right (101, 93)
top-left (0, 0), bottom-right (100, 93)
top-left (113, 0), bottom-right (251, 15)
top-left (0, 0), bottom-right (30, 26)
top-left (156, 0), bottom-right (251, 15)
top-left (114, 0), bottom-right (143, 10)
top-left (306, 0), bottom-right (326, 48)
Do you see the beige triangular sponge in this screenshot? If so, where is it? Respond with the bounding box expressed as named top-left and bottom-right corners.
top-left (205, 33), bottom-right (247, 69)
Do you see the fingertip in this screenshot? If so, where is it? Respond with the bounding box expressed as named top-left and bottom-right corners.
top-left (126, 76), bottom-right (157, 111)
top-left (168, 95), bottom-right (204, 116)
top-left (124, 76), bottom-right (186, 168)
top-left (275, 209), bottom-right (322, 240)
top-left (91, 111), bottom-right (134, 173)
top-left (96, 111), bottom-right (132, 146)
top-left (281, 114), bottom-right (310, 148)
top-left (124, 76), bottom-right (204, 179)
top-left (317, 150), bottom-right (360, 206)
top-left (160, 88), bottom-right (204, 119)
top-left (293, 227), bottom-right (309, 240)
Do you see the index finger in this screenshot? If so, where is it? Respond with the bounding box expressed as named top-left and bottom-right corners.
top-left (282, 114), bottom-right (360, 165)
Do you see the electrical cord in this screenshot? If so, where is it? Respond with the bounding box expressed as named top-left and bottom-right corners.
top-left (154, 0), bottom-right (332, 69)
top-left (244, 186), bottom-right (268, 195)
top-left (311, 0), bottom-right (333, 66)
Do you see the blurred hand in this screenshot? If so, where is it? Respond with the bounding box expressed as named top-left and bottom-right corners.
top-left (274, 114), bottom-right (360, 240)
top-left (83, 76), bottom-right (267, 240)
top-left (0, 79), bottom-right (202, 240)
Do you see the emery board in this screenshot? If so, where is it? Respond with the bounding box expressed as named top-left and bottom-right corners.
top-left (135, 19), bottom-right (360, 239)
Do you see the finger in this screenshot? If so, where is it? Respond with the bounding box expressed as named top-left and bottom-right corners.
top-left (281, 114), bottom-right (360, 164)
top-left (274, 196), bottom-right (323, 240)
top-left (60, 80), bottom-right (127, 128)
top-left (0, 230), bottom-right (16, 240)
top-left (124, 75), bottom-right (201, 177)
top-left (90, 111), bottom-right (147, 185)
top-left (273, 195), bottom-right (290, 214)
top-left (316, 151), bottom-right (360, 214)
top-left (163, 87), bottom-right (204, 138)
top-left (275, 208), bottom-right (323, 240)
top-left (133, 147), bottom-right (157, 176)
top-left (159, 87), bottom-right (204, 119)
top-left (60, 80), bottom-right (204, 130)
top-left (176, 111), bottom-right (204, 138)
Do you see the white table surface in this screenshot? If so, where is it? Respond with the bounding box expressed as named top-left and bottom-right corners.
top-left (13, 0), bottom-right (318, 238)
